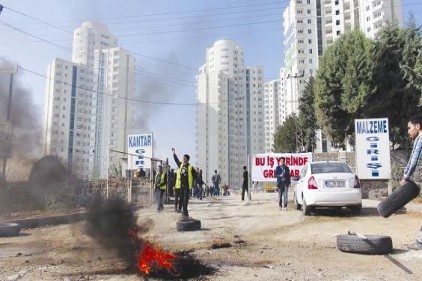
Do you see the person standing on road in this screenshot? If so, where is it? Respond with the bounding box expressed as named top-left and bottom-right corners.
top-left (173, 148), bottom-right (197, 219)
top-left (401, 115), bottom-right (422, 250)
top-left (212, 170), bottom-right (221, 196)
top-left (241, 165), bottom-right (250, 201)
top-left (154, 165), bottom-right (167, 212)
top-left (196, 169), bottom-right (204, 200)
top-left (275, 157), bottom-right (291, 211)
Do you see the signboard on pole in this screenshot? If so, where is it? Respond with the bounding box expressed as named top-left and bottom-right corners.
top-left (251, 152), bottom-right (312, 182)
top-left (127, 133), bottom-right (153, 170)
top-left (0, 65), bottom-right (18, 74)
top-left (354, 118), bottom-right (391, 179)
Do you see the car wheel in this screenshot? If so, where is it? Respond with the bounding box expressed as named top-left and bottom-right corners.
top-left (377, 181), bottom-right (420, 218)
top-left (336, 234), bottom-right (392, 255)
top-left (302, 199), bottom-right (311, 216)
top-left (0, 223), bottom-right (20, 237)
top-left (349, 204), bottom-right (362, 215)
top-left (176, 219), bottom-right (201, 231)
top-left (293, 192), bottom-right (301, 210)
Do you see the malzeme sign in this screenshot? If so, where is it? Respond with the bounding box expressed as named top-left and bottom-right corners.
top-left (251, 153), bottom-right (312, 182)
top-left (354, 118), bottom-right (391, 179)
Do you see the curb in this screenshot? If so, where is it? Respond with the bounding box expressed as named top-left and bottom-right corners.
top-left (4, 212), bottom-right (87, 230)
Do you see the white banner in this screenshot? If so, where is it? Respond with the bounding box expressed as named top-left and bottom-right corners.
top-left (251, 153), bottom-right (312, 182)
top-left (127, 133), bottom-right (153, 170)
top-left (355, 118), bottom-right (391, 179)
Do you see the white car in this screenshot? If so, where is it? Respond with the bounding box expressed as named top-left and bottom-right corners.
top-left (293, 161), bottom-right (362, 215)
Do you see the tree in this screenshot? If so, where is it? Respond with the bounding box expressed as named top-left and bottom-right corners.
top-left (298, 77), bottom-right (317, 152)
top-left (314, 30), bottom-right (376, 148)
top-left (368, 22), bottom-right (421, 141)
top-left (273, 114), bottom-right (299, 153)
top-left (400, 16), bottom-right (422, 95)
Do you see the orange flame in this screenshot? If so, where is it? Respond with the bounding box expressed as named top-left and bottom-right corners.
top-left (137, 242), bottom-right (176, 275)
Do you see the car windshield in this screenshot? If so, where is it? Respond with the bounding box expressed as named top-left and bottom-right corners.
top-left (311, 162), bottom-right (352, 174)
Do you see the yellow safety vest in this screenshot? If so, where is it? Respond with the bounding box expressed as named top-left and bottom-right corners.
top-left (160, 172), bottom-right (166, 190)
top-left (175, 164), bottom-right (193, 189)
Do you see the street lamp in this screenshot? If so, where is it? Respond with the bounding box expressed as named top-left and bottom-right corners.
top-left (0, 64), bottom-right (18, 181)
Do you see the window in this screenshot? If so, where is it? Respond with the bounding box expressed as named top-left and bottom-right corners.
top-left (336, 10), bottom-right (340, 15)
top-left (336, 20), bottom-right (340, 25)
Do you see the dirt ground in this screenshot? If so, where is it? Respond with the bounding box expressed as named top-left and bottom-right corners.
top-left (1, 192), bottom-right (422, 281)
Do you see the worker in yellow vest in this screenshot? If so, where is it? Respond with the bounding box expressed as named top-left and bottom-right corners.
top-left (154, 165), bottom-right (167, 212)
top-left (173, 148), bottom-right (197, 219)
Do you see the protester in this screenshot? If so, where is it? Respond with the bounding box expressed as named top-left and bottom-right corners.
top-left (154, 165), bottom-right (167, 212)
top-left (173, 148), bottom-right (197, 219)
top-left (196, 169), bottom-right (204, 200)
top-left (241, 165), bottom-right (249, 201)
top-left (212, 170), bottom-right (221, 196)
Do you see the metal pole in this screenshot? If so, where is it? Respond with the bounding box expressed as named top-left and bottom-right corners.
top-left (7, 73), bottom-right (13, 120)
top-left (165, 158), bottom-right (169, 204)
top-left (2, 73), bottom-right (14, 180)
top-left (248, 154), bottom-right (252, 201)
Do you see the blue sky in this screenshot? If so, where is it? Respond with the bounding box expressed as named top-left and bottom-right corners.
top-left (0, 0), bottom-right (421, 166)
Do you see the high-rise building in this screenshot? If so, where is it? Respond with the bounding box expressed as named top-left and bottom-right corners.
top-left (196, 39), bottom-right (264, 188)
top-left (43, 22), bottom-right (135, 179)
top-left (279, 0), bottom-right (402, 152)
top-left (263, 76), bottom-right (284, 152)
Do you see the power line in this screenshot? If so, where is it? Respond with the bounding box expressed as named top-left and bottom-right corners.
top-left (0, 19), bottom-right (72, 51)
top-left (18, 65), bottom-right (198, 106)
top-left (1, 4), bottom-right (73, 33)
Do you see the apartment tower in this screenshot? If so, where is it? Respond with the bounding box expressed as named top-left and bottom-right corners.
top-left (43, 22), bottom-right (135, 179)
top-left (196, 39), bottom-right (264, 188)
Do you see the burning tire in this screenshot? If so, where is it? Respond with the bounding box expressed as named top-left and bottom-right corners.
top-left (0, 222), bottom-right (20, 237)
top-left (176, 219), bottom-right (201, 231)
top-left (377, 181), bottom-right (420, 218)
top-left (337, 234), bottom-right (392, 255)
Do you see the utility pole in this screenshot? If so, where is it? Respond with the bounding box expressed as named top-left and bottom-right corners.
top-left (0, 65), bottom-right (18, 182)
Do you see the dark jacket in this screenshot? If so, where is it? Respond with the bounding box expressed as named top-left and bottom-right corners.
top-left (275, 165), bottom-right (291, 187)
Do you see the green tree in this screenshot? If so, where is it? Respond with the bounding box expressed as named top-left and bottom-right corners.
top-left (273, 114), bottom-right (299, 153)
top-left (314, 29), bottom-right (376, 148)
top-left (401, 16), bottom-right (422, 95)
top-left (298, 77), bottom-right (317, 152)
top-left (367, 22), bottom-right (421, 139)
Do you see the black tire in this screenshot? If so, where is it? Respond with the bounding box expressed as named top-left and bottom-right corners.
top-left (293, 192), bottom-right (301, 210)
top-left (176, 219), bottom-right (201, 231)
top-left (302, 199), bottom-right (311, 216)
top-left (377, 181), bottom-right (420, 218)
top-left (337, 234), bottom-right (392, 255)
top-left (0, 222), bottom-right (20, 237)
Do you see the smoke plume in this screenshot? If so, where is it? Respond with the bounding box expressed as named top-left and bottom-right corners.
top-left (0, 58), bottom-right (43, 181)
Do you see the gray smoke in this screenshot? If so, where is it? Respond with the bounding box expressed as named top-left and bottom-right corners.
top-left (0, 58), bottom-right (43, 181)
top-left (133, 53), bottom-right (194, 155)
